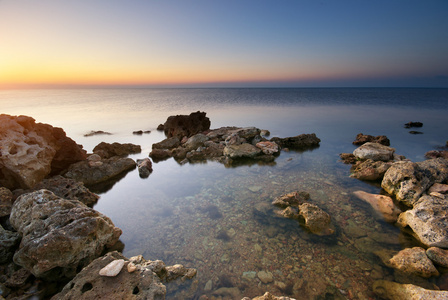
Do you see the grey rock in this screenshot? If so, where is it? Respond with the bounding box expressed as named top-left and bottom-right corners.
top-left (257, 270), bottom-right (274, 284)
top-left (0, 225), bottom-right (21, 264)
top-left (0, 187), bottom-right (13, 217)
top-left (223, 143), bottom-right (261, 159)
top-left (270, 133), bottom-right (320, 149)
top-left (353, 142), bottom-right (395, 161)
top-left (350, 159), bottom-right (393, 181)
top-left (298, 203), bottom-right (334, 235)
top-left (184, 134), bottom-right (208, 151)
top-left (426, 247), bottom-right (448, 267)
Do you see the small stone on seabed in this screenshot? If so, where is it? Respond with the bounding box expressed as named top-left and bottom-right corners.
top-left (99, 259), bottom-right (125, 277)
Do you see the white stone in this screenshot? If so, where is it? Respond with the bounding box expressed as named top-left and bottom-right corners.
top-left (99, 259), bottom-right (125, 277)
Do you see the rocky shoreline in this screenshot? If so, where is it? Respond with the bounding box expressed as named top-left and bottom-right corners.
top-left (1, 112), bottom-right (448, 299)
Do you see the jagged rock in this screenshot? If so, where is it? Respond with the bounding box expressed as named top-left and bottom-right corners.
top-left (272, 191), bottom-right (310, 208)
top-left (184, 134), bottom-right (208, 151)
top-left (137, 158), bottom-right (153, 178)
top-left (152, 137), bottom-right (181, 150)
top-left (353, 142), bottom-right (395, 161)
top-left (92, 142), bottom-right (141, 159)
top-left (425, 150), bottom-right (448, 159)
top-left (426, 247), bottom-right (448, 267)
top-left (10, 190), bottom-right (122, 280)
top-left (270, 133), bottom-right (320, 149)
top-left (298, 203), bottom-right (334, 235)
top-left (381, 158), bottom-right (448, 207)
top-left (0, 114), bottom-right (86, 189)
top-left (0, 187), bottom-right (13, 217)
top-left (397, 194), bottom-right (448, 248)
top-left (350, 159), bottom-right (393, 181)
top-left (386, 247), bottom-right (439, 278)
top-left (353, 191), bottom-right (401, 222)
top-left (54, 251), bottom-right (167, 299)
top-left (353, 133), bottom-right (390, 146)
top-left (64, 156), bottom-right (136, 186)
top-left (99, 259), bottom-right (125, 277)
top-left (163, 111), bottom-right (210, 138)
top-left (0, 225), bottom-right (21, 264)
top-left (256, 141), bottom-right (279, 155)
top-left (373, 280), bottom-right (448, 299)
top-left (223, 143), bottom-right (261, 159)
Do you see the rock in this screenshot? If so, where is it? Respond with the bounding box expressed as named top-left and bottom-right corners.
top-left (30, 175), bottom-right (99, 207)
top-left (157, 124), bottom-right (164, 131)
top-left (0, 225), bottom-right (21, 264)
top-left (409, 131), bottom-right (423, 134)
top-left (256, 141), bottom-right (279, 155)
top-left (298, 203), bottom-right (334, 235)
top-left (4, 268), bottom-right (32, 288)
top-left (277, 206), bottom-right (299, 219)
top-left (353, 133), bottom-right (390, 146)
top-left (223, 143), bottom-right (261, 159)
top-left (93, 142), bottom-right (141, 159)
top-left (149, 149), bottom-right (172, 161)
top-left (425, 150), bottom-right (448, 160)
top-left (270, 133), bottom-right (320, 149)
top-left (127, 262), bottom-right (137, 273)
top-left (257, 270), bottom-right (274, 283)
top-left (163, 111), bottom-right (211, 138)
top-left (350, 159), bottom-right (393, 181)
top-left (10, 189), bottom-right (122, 280)
top-left (426, 247), bottom-right (448, 267)
top-left (64, 156), bottom-right (136, 186)
top-left (381, 158), bottom-right (448, 207)
top-left (339, 153), bottom-right (357, 164)
top-left (272, 191), bottom-right (310, 208)
top-left (0, 114), bottom-right (86, 189)
top-left (0, 187), bottom-right (13, 217)
top-left (353, 191), bottom-right (401, 222)
top-left (83, 130), bottom-right (112, 137)
top-left (397, 194), bottom-right (448, 248)
top-left (137, 158), bottom-right (153, 178)
top-left (213, 287), bottom-right (242, 299)
top-left (373, 280), bottom-right (448, 299)
top-left (353, 142), bottom-right (395, 161)
top-left (225, 132), bottom-right (247, 146)
top-left (386, 247), bottom-right (439, 278)
top-left (429, 183), bottom-right (448, 194)
top-left (260, 130), bottom-right (270, 136)
top-left (99, 259), bottom-right (125, 277)
top-left (152, 137), bottom-right (181, 150)
top-left (132, 130), bottom-right (151, 135)
top-left (204, 279), bottom-right (213, 291)
top-left (184, 134), bottom-right (208, 151)
top-left (404, 121), bottom-right (423, 128)
top-left (54, 251), bottom-right (167, 299)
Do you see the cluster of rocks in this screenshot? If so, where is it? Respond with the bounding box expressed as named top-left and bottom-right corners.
top-left (340, 131), bottom-right (448, 298)
top-left (272, 191), bottom-right (334, 236)
top-left (150, 111), bottom-right (320, 166)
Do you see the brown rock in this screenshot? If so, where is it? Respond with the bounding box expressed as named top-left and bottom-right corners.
top-left (339, 153), bottom-right (357, 164)
top-left (0, 187), bottom-right (13, 217)
top-left (272, 191), bottom-right (310, 208)
top-left (426, 247), bottom-right (448, 268)
top-left (373, 280), bottom-right (448, 299)
top-left (353, 133), bottom-right (390, 146)
top-left (163, 111), bottom-right (210, 138)
top-left (353, 191), bottom-right (401, 222)
top-left (386, 247), bottom-right (439, 278)
top-left (270, 133), bottom-right (320, 149)
top-left (429, 183), bottom-right (448, 194)
top-left (298, 203), bottom-right (334, 235)
top-left (93, 142), bottom-right (141, 159)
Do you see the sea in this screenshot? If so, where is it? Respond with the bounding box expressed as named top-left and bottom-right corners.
top-left (1, 88), bottom-right (448, 299)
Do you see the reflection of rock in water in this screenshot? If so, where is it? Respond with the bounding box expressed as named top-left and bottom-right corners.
top-left (200, 204), bottom-right (223, 219)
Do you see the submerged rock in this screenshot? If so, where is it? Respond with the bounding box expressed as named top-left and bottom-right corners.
top-left (272, 191), bottom-right (310, 208)
top-left (353, 191), bottom-right (401, 223)
top-left (83, 130), bottom-right (112, 137)
top-left (353, 142), bottom-right (395, 161)
top-left (10, 190), bottom-right (122, 280)
top-left (397, 194), bottom-right (448, 248)
top-left (0, 114), bottom-right (86, 189)
top-left (298, 203), bottom-right (334, 235)
top-left (373, 280), bottom-right (448, 299)
top-left (0, 187), bottom-right (14, 217)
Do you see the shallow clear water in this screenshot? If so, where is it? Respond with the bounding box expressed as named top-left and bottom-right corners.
top-left (1, 88), bottom-right (448, 298)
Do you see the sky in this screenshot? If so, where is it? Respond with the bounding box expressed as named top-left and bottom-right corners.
top-left (1, 0), bottom-right (447, 88)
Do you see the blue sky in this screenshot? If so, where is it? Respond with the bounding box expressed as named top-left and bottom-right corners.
top-left (1, 0), bottom-right (447, 88)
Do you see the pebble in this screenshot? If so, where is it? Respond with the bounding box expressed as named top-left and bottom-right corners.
top-left (127, 262), bottom-right (137, 273)
top-left (257, 270), bottom-right (274, 283)
top-left (99, 259), bottom-right (125, 277)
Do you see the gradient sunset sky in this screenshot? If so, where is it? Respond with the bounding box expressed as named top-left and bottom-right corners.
top-left (1, 0), bottom-right (447, 88)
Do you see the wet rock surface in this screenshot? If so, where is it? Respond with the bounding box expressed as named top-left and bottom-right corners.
top-left (0, 114), bottom-right (86, 189)
top-left (10, 190), bottom-right (122, 280)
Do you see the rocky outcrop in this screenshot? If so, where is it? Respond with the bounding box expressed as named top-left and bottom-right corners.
top-left (350, 159), bottom-right (393, 181)
top-left (0, 187), bottom-right (13, 217)
top-left (396, 194), bottom-right (448, 248)
top-left (270, 133), bottom-right (320, 149)
top-left (353, 142), bottom-right (395, 161)
top-left (0, 114), bottom-right (86, 189)
top-left (54, 251), bottom-right (197, 299)
top-left (64, 156), bottom-right (136, 186)
top-left (353, 191), bottom-right (401, 223)
top-left (373, 280), bottom-right (448, 299)
top-left (92, 142), bottom-right (141, 159)
top-left (381, 158), bottom-right (448, 207)
top-left (163, 111), bottom-right (211, 138)
top-left (0, 225), bottom-right (21, 264)
top-left (353, 133), bottom-right (390, 146)
top-left (386, 247), bottom-right (439, 278)
top-left (137, 158), bottom-right (153, 178)
top-left (10, 190), bottom-right (122, 280)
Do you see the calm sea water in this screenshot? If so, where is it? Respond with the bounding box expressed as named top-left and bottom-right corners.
top-left (1, 88), bottom-right (448, 298)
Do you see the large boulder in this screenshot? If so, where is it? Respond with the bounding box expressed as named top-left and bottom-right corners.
top-left (353, 142), bottom-right (395, 161)
top-left (397, 194), bottom-right (448, 248)
top-left (0, 114), bottom-right (86, 189)
top-left (381, 158), bottom-right (448, 207)
top-left (10, 190), bottom-right (122, 280)
top-left (270, 133), bottom-right (320, 149)
top-left (92, 142), bottom-right (141, 159)
top-left (373, 280), bottom-right (448, 299)
top-left (163, 111), bottom-right (210, 138)
top-left (64, 156), bottom-right (136, 186)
